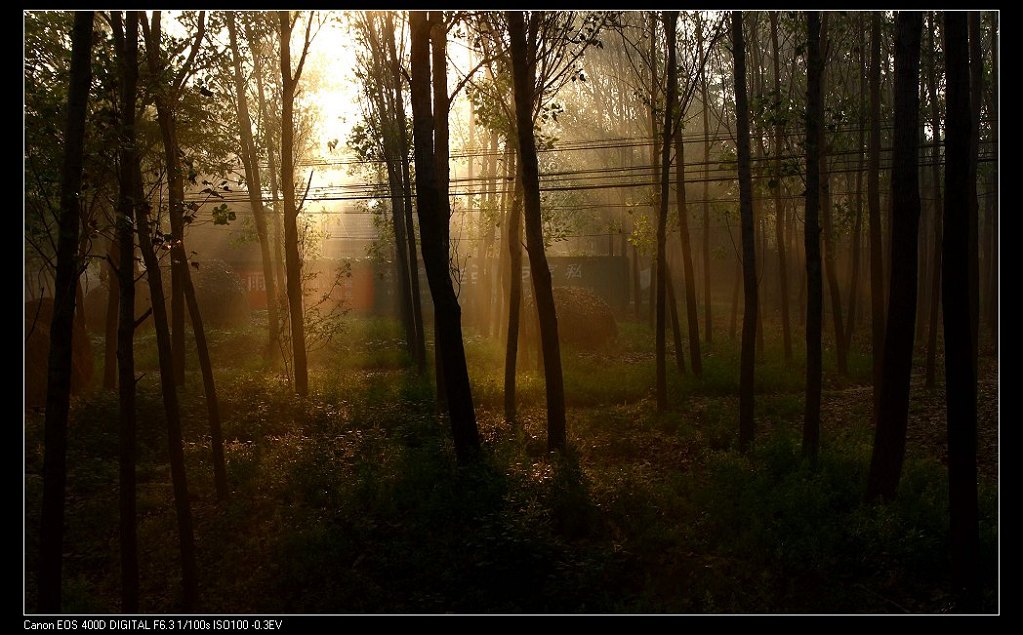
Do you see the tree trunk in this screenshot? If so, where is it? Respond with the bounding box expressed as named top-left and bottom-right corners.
top-left (247, 20), bottom-right (286, 311)
top-left (103, 236), bottom-right (120, 390)
top-left (409, 10), bottom-right (480, 463)
top-left (666, 261), bottom-right (686, 374)
top-left (508, 10), bottom-right (567, 451)
top-left (278, 11), bottom-right (309, 396)
top-left (868, 12), bottom-right (886, 423)
top-left (984, 12), bottom-right (997, 347)
top-left (387, 13), bottom-right (427, 375)
top-left (504, 153), bottom-right (523, 424)
top-left (697, 17), bottom-right (713, 345)
top-left (182, 269), bottom-right (228, 500)
top-left (967, 12), bottom-right (982, 369)
top-left (942, 12), bottom-right (980, 611)
top-left (845, 18), bottom-right (867, 356)
top-left (655, 10), bottom-right (678, 411)
top-left (38, 10), bottom-right (93, 613)
top-left (675, 110), bottom-right (702, 375)
top-left (803, 10), bottom-right (824, 464)
top-left (733, 11), bottom-right (757, 453)
top-left (925, 12), bottom-right (944, 389)
top-left (142, 12), bottom-right (191, 387)
top-left (866, 11), bottom-right (922, 502)
top-left (817, 16), bottom-right (847, 377)
top-left (111, 12), bottom-right (139, 611)
top-left (134, 153), bottom-right (198, 613)
top-left (770, 11), bottom-right (792, 362)
top-left (227, 13), bottom-right (280, 363)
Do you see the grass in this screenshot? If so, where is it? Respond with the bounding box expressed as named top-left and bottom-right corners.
top-left (24, 314), bottom-right (998, 614)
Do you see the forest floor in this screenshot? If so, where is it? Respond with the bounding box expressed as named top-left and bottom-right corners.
top-left (24, 316), bottom-right (998, 614)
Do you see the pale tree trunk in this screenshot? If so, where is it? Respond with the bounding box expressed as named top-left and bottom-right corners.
top-left (227, 13), bottom-right (280, 363)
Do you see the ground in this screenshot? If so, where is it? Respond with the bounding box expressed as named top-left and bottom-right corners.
top-left (23, 315), bottom-right (998, 614)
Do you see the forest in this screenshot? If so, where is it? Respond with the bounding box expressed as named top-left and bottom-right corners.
top-left (24, 10), bottom-right (998, 615)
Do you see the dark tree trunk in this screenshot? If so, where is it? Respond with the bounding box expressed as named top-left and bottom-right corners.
top-left (103, 236), bottom-right (120, 390)
top-left (967, 12), bottom-right (982, 369)
top-left (925, 12), bottom-right (944, 389)
top-left (697, 17), bottom-right (713, 344)
top-left (504, 155), bottom-right (523, 424)
top-left (675, 113), bottom-right (702, 375)
top-left (655, 10), bottom-right (678, 410)
top-left (942, 12), bottom-right (980, 612)
top-left (868, 12), bottom-right (886, 423)
top-left (845, 21), bottom-right (867, 355)
top-left (803, 11), bottom-right (824, 464)
top-left (816, 16), bottom-right (847, 377)
top-left (134, 155), bottom-right (198, 613)
top-left (387, 12), bottom-right (427, 375)
top-left (145, 12), bottom-right (225, 500)
top-left (142, 11), bottom-right (199, 387)
top-left (770, 12), bottom-right (792, 363)
top-left (508, 10), bottom-right (567, 451)
top-left (227, 13), bottom-right (280, 363)
top-left (866, 11), bottom-right (923, 502)
top-left (182, 270), bottom-right (228, 501)
top-left (111, 11), bottom-right (139, 611)
top-left (733, 11), bottom-right (757, 453)
top-left (984, 12), bottom-right (997, 346)
top-left (409, 10), bottom-right (481, 463)
top-left (37, 10), bottom-right (93, 613)
top-left (666, 262), bottom-right (686, 374)
top-left (278, 11), bottom-right (309, 396)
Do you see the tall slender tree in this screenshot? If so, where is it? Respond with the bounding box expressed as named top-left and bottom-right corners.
top-left (867, 12), bottom-right (886, 422)
top-left (140, 11), bottom-right (205, 387)
top-left (37, 10), bottom-right (93, 613)
top-left (866, 11), bottom-right (923, 501)
top-left (110, 10), bottom-right (140, 611)
top-left (732, 11), bottom-right (757, 453)
top-left (655, 10), bottom-right (679, 410)
top-left (803, 11), bottom-right (823, 464)
top-left (770, 11), bottom-right (792, 363)
top-left (508, 10), bottom-right (567, 450)
top-left (227, 12), bottom-right (280, 363)
top-left (277, 11), bottom-right (314, 396)
top-left (924, 12), bottom-right (944, 389)
top-left (409, 10), bottom-right (481, 463)
top-left (942, 10), bottom-right (980, 612)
